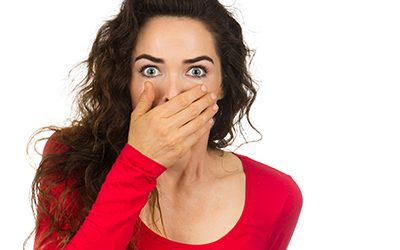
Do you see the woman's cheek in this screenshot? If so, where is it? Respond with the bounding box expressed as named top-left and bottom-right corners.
top-left (131, 84), bottom-right (143, 108)
top-left (147, 76), bottom-right (164, 87)
top-left (184, 76), bottom-right (207, 87)
top-left (187, 76), bottom-right (220, 95)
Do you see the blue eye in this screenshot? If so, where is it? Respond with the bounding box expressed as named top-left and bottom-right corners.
top-left (187, 66), bottom-right (207, 78)
top-left (140, 66), bottom-right (160, 78)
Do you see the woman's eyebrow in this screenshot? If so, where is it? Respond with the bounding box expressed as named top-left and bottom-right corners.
top-left (134, 54), bottom-right (164, 63)
top-left (183, 56), bottom-right (214, 64)
top-left (134, 54), bottom-right (214, 64)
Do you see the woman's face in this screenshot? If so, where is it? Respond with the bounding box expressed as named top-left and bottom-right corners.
top-left (130, 17), bottom-right (223, 108)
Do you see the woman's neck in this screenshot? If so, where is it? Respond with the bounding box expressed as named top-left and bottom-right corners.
top-left (158, 135), bottom-right (222, 189)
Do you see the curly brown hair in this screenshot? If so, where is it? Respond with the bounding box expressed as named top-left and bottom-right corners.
top-left (26, 0), bottom-right (260, 249)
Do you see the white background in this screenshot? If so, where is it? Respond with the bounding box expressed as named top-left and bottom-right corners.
top-left (1, 0), bottom-right (399, 249)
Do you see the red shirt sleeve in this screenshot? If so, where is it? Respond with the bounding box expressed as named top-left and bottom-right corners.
top-left (265, 176), bottom-right (302, 250)
top-left (35, 143), bottom-right (166, 250)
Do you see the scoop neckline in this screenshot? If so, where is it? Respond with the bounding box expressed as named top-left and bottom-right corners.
top-left (137, 153), bottom-right (250, 249)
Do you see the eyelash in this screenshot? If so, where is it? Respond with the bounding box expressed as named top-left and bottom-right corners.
top-left (138, 65), bottom-right (209, 79)
top-left (188, 65), bottom-right (208, 78)
top-left (139, 65), bottom-right (159, 78)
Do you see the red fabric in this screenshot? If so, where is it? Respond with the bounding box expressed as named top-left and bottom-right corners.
top-left (35, 142), bottom-right (302, 250)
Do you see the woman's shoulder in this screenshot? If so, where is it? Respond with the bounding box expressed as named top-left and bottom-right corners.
top-left (236, 154), bottom-right (303, 221)
top-left (39, 130), bottom-right (84, 184)
top-left (235, 154), bottom-right (302, 201)
top-left (236, 154), bottom-right (294, 182)
top-left (42, 131), bottom-right (70, 155)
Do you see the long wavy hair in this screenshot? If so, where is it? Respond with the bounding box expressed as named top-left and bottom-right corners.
top-left (25, 0), bottom-right (260, 249)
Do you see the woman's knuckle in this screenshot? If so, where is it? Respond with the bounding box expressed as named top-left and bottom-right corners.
top-left (158, 126), bottom-right (169, 137)
top-left (152, 113), bottom-right (163, 122)
top-left (194, 130), bottom-right (203, 140)
top-left (177, 96), bottom-right (189, 107)
top-left (187, 105), bottom-right (198, 116)
top-left (193, 117), bottom-right (203, 129)
top-left (174, 146), bottom-right (184, 156)
top-left (166, 136), bottom-right (178, 147)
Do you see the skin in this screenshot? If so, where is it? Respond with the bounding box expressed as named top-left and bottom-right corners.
top-left (128, 17), bottom-right (246, 244)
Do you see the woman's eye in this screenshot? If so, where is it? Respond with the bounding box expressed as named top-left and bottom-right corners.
top-left (187, 67), bottom-right (207, 78)
top-left (140, 66), bottom-right (160, 78)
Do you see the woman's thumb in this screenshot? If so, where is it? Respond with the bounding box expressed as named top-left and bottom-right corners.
top-left (132, 81), bottom-right (155, 117)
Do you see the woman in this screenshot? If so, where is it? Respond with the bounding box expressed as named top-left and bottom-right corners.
top-left (27, 0), bottom-right (302, 249)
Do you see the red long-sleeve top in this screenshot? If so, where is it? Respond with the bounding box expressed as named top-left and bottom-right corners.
top-left (35, 141), bottom-right (302, 250)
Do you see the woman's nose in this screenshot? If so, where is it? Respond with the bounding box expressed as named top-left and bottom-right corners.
top-left (158, 74), bottom-right (189, 103)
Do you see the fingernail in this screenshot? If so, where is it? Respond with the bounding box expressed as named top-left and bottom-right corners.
top-left (211, 93), bottom-right (217, 100)
top-left (208, 118), bottom-right (214, 125)
top-left (201, 85), bottom-right (208, 92)
top-left (213, 104), bottom-right (218, 111)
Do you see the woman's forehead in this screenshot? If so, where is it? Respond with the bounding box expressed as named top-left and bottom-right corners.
top-left (133, 17), bottom-right (219, 62)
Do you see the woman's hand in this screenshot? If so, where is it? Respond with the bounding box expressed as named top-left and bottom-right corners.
top-left (128, 81), bottom-right (218, 168)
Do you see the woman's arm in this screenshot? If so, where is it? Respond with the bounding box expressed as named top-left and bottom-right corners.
top-left (35, 143), bottom-right (166, 250)
top-left (265, 177), bottom-right (303, 250)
